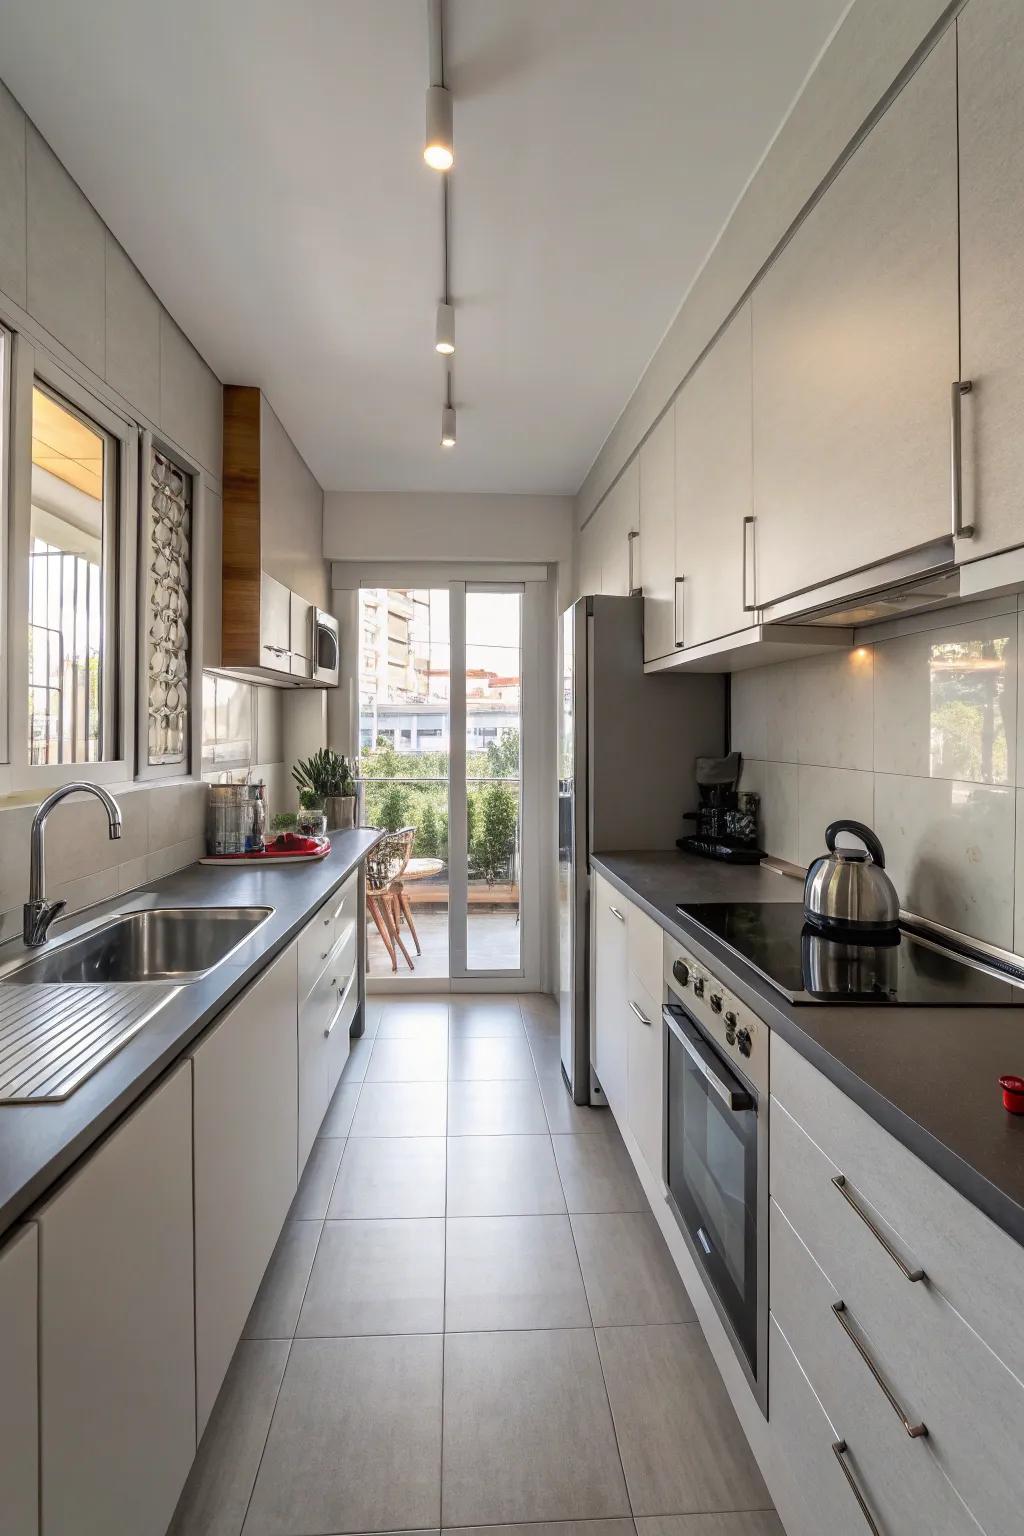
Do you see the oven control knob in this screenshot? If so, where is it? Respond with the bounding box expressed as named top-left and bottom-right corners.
top-left (672, 960), bottom-right (690, 987)
top-left (692, 976), bottom-right (705, 999)
top-left (736, 1027), bottom-right (752, 1058)
top-left (724, 1010), bottom-right (737, 1044)
top-left (709, 993), bottom-right (723, 1014)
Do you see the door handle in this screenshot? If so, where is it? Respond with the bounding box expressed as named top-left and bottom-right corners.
top-left (627, 530), bottom-right (641, 595)
top-left (832, 1441), bottom-right (880, 1534)
top-left (662, 1004), bottom-right (753, 1111)
top-left (674, 575), bottom-right (684, 649)
top-left (609, 905), bottom-right (626, 923)
top-left (628, 998), bottom-right (651, 1026)
top-left (951, 380), bottom-right (974, 539)
top-left (742, 516), bottom-right (757, 612)
top-left (831, 1175), bottom-right (925, 1282)
top-left (831, 1301), bottom-right (927, 1438)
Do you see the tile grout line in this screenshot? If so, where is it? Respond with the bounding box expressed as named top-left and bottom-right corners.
top-left (439, 1000), bottom-right (450, 1532)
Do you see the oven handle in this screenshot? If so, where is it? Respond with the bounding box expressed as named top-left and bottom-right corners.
top-left (662, 1004), bottom-right (754, 1112)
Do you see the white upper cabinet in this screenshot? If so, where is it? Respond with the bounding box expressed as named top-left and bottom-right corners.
top-left (751, 31), bottom-right (959, 608)
top-left (675, 303), bottom-right (754, 647)
top-left (581, 457), bottom-right (640, 600)
top-left (958, 0), bottom-right (1024, 561)
top-left (639, 408), bottom-right (677, 661)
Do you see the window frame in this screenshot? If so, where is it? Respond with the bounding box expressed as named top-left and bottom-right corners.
top-left (5, 338), bottom-right (139, 791)
top-left (0, 322), bottom-right (12, 769)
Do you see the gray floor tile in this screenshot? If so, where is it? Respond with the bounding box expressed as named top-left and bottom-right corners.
top-left (320, 1080), bottom-right (361, 1138)
top-left (290, 1138), bottom-right (345, 1219)
top-left (449, 1035), bottom-right (538, 1080)
top-left (376, 1000), bottom-right (450, 1038)
top-left (519, 993), bottom-right (560, 1033)
top-left (168, 1338), bottom-right (288, 1536)
top-left (297, 1217), bottom-right (445, 1337)
top-left (243, 1334), bottom-right (443, 1535)
top-left (340, 1035), bottom-right (373, 1083)
top-left (538, 1074), bottom-right (617, 1135)
top-left (445, 1215), bottom-right (590, 1332)
top-left (360, 1000), bottom-right (384, 1037)
top-left (636, 1517), bottom-right (782, 1536)
top-left (552, 1133), bottom-right (647, 1213)
top-left (571, 1213), bottom-right (696, 1326)
top-left (243, 1220), bottom-right (322, 1339)
top-left (529, 1035), bottom-right (564, 1076)
top-left (447, 1526), bottom-right (634, 1536)
top-left (365, 1034), bottom-right (449, 1082)
top-left (597, 1324), bottom-right (770, 1516)
top-left (442, 1329), bottom-right (630, 1525)
top-left (447, 1078), bottom-right (548, 1135)
top-left (448, 1000), bottom-right (526, 1037)
top-left (447, 1135), bottom-right (566, 1217)
top-left (349, 1080), bottom-right (447, 1137)
top-left (329, 1136), bottom-right (447, 1218)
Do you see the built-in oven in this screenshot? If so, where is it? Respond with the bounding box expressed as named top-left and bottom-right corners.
top-left (312, 607), bottom-right (340, 687)
top-left (663, 933), bottom-right (769, 1414)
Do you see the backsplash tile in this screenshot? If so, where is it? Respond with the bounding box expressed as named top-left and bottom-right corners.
top-left (732, 599), bottom-right (1024, 950)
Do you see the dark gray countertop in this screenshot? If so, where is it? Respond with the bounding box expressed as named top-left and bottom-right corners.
top-left (591, 849), bottom-right (1024, 1249)
top-left (0, 828), bottom-right (381, 1237)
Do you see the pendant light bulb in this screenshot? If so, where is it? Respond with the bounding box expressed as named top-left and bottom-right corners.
top-left (441, 403), bottom-right (456, 448)
top-left (424, 85), bottom-right (454, 170)
top-left (435, 302), bottom-right (455, 355)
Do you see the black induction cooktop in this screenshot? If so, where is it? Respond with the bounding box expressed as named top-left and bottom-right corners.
top-left (676, 901), bottom-right (1024, 1006)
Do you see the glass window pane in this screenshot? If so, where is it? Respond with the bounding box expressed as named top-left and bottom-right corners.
top-left (359, 588), bottom-right (450, 980)
top-left (466, 588), bottom-right (522, 972)
top-left (28, 386), bottom-right (112, 765)
top-left (201, 672), bottom-right (253, 767)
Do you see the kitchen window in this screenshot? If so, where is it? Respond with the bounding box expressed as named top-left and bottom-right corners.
top-left (28, 383), bottom-right (118, 764)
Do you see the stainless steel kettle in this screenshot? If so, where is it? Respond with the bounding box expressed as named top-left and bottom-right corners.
top-left (803, 820), bottom-right (900, 936)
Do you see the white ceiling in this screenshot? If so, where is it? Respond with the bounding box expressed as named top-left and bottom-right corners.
top-left (0, 1), bottom-right (848, 494)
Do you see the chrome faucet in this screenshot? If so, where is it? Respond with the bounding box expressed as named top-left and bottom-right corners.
top-left (24, 783), bottom-right (123, 946)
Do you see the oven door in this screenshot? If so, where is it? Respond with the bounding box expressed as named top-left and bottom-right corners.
top-left (663, 1001), bottom-right (761, 1382)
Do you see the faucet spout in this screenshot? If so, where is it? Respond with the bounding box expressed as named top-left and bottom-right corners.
top-left (24, 782), bottom-right (124, 947)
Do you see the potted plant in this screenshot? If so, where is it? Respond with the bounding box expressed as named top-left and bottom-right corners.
top-left (292, 749), bottom-right (357, 830)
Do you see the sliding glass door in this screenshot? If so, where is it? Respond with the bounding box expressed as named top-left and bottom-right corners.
top-left (358, 580), bottom-right (536, 986)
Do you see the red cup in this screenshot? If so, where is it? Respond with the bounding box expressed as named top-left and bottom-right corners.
top-left (998, 1075), bottom-right (1024, 1114)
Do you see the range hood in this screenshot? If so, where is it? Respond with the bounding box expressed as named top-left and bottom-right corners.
top-left (760, 538), bottom-right (961, 629)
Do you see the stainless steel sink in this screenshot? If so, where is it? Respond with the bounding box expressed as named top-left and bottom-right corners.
top-left (7, 906), bottom-right (273, 985)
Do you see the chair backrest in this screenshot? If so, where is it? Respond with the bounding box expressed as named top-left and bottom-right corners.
top-left (367, 825), bottom-right (416, 890)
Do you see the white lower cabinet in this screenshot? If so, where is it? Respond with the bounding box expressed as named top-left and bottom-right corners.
top-left (592, 872), bottom-right (629, 1115)
top-left (298, 878), bottom-right (358, 1169)
top-left (192, 941), bottom-right (299, 1435)
top-left (0, 1225), bottom-right (38, 1536)
top-left (37, 1062), bottom-right (195, 1536)
top-left (624, 903), bottom-right (664, 1182)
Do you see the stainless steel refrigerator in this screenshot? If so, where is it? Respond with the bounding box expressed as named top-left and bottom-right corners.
top-left (558, 595), bottom-right (725, 1103)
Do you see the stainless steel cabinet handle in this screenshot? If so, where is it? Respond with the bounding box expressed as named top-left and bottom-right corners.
top-left (742, 515), bottom-right (757, 612)
top-left (951, 380), bottom-right (974, 539)
top-left (831, 1300), bottom-right (927, 1438)
top-left (627, 529), bottom-right (641, 596)
top-left (628, 999), bottom-right (651, 1026)
top-left (609, 905), bottom-right (626, 923)
top-left (831, 1174), bottom-right (925, 1282)
top-left (662, 1004), bottom-right (753, 1111)
top-left (832, 1441), bottom-right (880, 1535)
top-left (674, 575), bottom-right (684, 648)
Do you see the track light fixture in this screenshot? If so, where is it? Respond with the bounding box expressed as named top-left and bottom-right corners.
top-left (435, 302), bottom-right (455, 355)
top-left (441, 374), bottom-right (456, 447)
top-left (424, 84), bottom-right (454, 171)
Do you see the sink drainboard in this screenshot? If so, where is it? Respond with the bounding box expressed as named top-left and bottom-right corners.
top-left (0, 984), bottom-right (179, 1103)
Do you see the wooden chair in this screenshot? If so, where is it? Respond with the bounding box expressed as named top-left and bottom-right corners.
top-left (366, 827), bottom-right (418, 972)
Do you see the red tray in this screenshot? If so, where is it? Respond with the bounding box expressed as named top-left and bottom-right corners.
top-left (199, 835), bottom-right (331, 866)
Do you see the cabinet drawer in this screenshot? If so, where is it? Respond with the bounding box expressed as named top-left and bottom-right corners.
top-left (327, 966), bottom-right (358, 1097)
top-left (771, 1199), bottom-right (981, 1535)
top-left (772, 1093), bottom-right (1024, 1534)
top-left (298, 900), bottom-right (337, 1000)
top-left (331, 869), bottom-right (359, 931)
top-left (626, 901), bottom-right (662, 1000)
top-left (771, 1034), bottom-right (1024, 1384)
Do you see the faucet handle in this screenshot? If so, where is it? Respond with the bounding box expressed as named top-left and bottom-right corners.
top-left (23, 898), bottom-right (67, 948)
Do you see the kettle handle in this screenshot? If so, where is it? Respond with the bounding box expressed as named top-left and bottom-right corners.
top-left (825, 820), bottom-right (886, 868)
